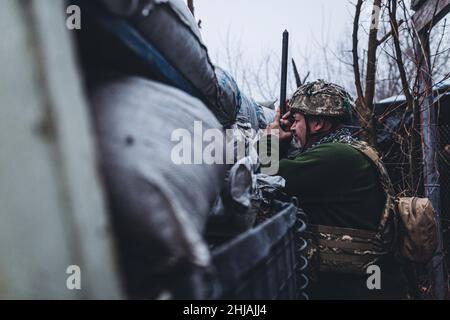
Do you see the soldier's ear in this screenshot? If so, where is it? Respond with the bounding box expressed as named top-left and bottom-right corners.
top-left (309, 118), bottom-right (325, 133)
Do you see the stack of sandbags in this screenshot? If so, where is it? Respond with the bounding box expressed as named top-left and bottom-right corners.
top-left (98, 0), bottom-right (139, 16)
top-left (76, 0), bottom-right (239, 127)
top-left (87, 72), bottom-right (227, 298)
top-left (205, 157), bottom-right (255, 243)
top-left (214, 69), bottom-right (274, 130)
top-left (236, 94), bottom-right (260, 130)
top-left (259, 105), bottom-right (276, 126)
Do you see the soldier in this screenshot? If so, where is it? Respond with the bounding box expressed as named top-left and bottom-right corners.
top-left (265, 80), bottom-right (409, 299)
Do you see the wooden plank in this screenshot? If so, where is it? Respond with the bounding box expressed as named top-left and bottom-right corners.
top-left (411, 0), bottom-right (427, 11)
top-left (0, 0), bottom-right (122, 299)
top-left (412, 0), bottom-right (450, 32)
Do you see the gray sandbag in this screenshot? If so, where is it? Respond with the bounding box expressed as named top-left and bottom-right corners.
top-left (257, 100), bottom-right (277, 110)
top-left (259, 105), bottom-right (276, 126)
top-left (253, 175), bottom-right (286, 204)
top-left (205, 163), bottom-right (288, 242)
top-left (214, 66), bottom-right (273, 130)
top-left (226, 122), bottom-right (260, 171)
top-left (252, 174), bottom-right (288, 226)
top-left (228, 158), bottom-right (253, 210)
top-left (237, 94), bottom-right (260, 130)
top-left (92, 0), bottom-right (239, 127)
top-left (237, 93), bottom-right (275, 130)
top-left (215, 66), bottom-right (241, 125)
top-left (88, 73), bottom-right (227, 298)
top-left (98, 0), bottom-right (139, 16)
top-left (205, 157), bottom-right (256, 242)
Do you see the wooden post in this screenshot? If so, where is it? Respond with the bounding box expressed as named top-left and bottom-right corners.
top-left (412, 0), bottom-right (450, 300)
top-left (412, 0), bottom-right (450, 32)
top-left (0, 0), bottom-right (122, 299)
top-left (416, 29), bottom-right (447, 300)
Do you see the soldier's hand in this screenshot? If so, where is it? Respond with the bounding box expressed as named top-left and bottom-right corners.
top-left (267, 109), bottom-right (293, 141)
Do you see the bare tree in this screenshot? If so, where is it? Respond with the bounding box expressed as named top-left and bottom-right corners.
top-left (352, 0), bottom-right (384, 146)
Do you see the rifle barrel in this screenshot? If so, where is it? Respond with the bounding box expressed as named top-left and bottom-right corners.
top-left (280, 30), bottom-right (289, 115)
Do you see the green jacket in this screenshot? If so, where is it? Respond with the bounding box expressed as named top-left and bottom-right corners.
top-left (277, 142), bottom-right (409, 299)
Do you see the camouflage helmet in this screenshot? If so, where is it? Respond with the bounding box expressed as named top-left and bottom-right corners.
top-left (289, 79), bottom-right (355, 118)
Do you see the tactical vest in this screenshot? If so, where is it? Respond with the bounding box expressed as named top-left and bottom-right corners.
top-left (304, 140), bottom-right (397, 275)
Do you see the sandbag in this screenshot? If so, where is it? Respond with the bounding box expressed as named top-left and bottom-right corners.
top-left (257, 100), bottom-right (277, 110)
top-left (236, 94), bottom-right (275, 130)
top-left (237, 94), bottom-right (260, 130)
top-left (206, 157), bottom-right (255, 242)
top-left (260, 105), bottom-right (276, 126)
top-left (214, 66), bottom-right (273, 130)
top-left (88, 73), bottom-right (227, 298)
top-left (215, 66), bottom-right (241, 125)
top-left (78, 0), bottom-right (239, 127)
top-left (226, 122), bottom-right (260, 170)
top-left (205, 161), bottom-right (287, 243)
top-left (98, 0), bottom-right (139, 16)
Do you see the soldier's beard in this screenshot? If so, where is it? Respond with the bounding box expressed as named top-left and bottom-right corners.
top-left (290, 137), bottom-right (303, 156)
top-left (292, 136), bottom-right (302, 148)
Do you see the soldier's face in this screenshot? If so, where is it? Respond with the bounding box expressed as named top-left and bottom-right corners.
top-left (290, 113), bottom-right (308, 146)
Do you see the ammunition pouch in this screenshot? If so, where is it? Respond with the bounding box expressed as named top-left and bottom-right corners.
top-left (304, 224), bottom-right (392, 276)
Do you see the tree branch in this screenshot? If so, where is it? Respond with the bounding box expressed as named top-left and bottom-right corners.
top-left (352, 0), bottom-right (365, 102)
top-left (377, 19), bottom-right (405, 45)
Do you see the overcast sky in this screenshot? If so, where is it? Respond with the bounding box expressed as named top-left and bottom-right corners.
top-left (192, 0), bottom-right (353, 63)
top-left (186, 0), bottom-right (360, 100)
top-left (184, 0), bottom-right (445, 102)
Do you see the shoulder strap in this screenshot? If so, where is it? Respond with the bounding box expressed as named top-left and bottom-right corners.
top-left (347, 140), bottom-right (397, 238)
